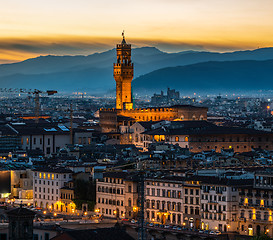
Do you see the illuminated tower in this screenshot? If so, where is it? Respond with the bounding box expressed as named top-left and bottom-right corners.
top-left (114, 32), bottom-right (134, 110)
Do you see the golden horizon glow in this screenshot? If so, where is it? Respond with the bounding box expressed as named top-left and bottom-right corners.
top-left (1, 0), bottom-right (273, 63)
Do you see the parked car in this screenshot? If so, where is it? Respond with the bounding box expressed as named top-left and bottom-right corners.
top-left (204, 230), bottom-right (209, 234)
top-left (164, 225), bottom-right (170, 229)
top-left (209, 231), bottom-right (216, 235)
top-left (177, 227), bottom-right (182, 231)
top-left (172, 226), bottom-right (177, 230)
top-left (199, 230), bottom-right (204, 233)
top-left (215, 231), bottom-right (221, 235)
top-left (149, 223), bottom-right (154, 227)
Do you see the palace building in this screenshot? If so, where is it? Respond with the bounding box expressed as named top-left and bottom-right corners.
top-left (99, 34), bottom-right (208, 133)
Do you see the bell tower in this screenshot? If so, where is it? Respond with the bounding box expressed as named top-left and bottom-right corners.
top-left (114, 32), bottom-right (134, 110)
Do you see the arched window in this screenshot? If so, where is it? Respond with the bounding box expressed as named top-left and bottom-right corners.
top-left (151, 200), bottom-right (155, 209)
top-left (172, 202), bottom-right (176, 211)
top-left (156, 201), bottom-right (160, 209)
top-left (177, 203), bottom-right (181, 212)
top-left (175, 136), bottom-right (179, 142)
top-left (146, 200), bottom-right (150, 208)
top-left (146, 210), bottom-right (150, 219)
top-left (185, 137), bottom-right (189, 142)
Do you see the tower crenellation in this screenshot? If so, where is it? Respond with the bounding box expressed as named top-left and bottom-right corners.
top-left (114, 32), bottom-right (134, 110)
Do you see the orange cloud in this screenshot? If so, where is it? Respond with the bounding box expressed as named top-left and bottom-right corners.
top-left (0, 34), bottom-right (272, 64)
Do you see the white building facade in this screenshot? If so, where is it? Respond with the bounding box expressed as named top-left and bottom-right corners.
top-left (33, 168), bottom-right (73, 211)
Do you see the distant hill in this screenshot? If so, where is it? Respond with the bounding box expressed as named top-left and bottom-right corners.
top-left (133, 60), bottom-right (273, 93)
top-left (1, 47), bottom-right (273, 92)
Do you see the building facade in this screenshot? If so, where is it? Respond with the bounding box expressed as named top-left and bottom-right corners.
top-left (33, 168), bottom-right (73, 211)
top-left (238, 171), bottom-right (273, 237)
top-left (145, 178), bottom-right (183, 225)
top-left (96, 172), bottom-right (138, 219)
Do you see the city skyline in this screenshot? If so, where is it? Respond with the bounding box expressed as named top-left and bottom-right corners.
top-left (1, 0), bottom-right (273, 63)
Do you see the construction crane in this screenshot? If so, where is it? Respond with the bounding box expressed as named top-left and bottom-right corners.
top-left (0, 88), bottom-right (57, 123)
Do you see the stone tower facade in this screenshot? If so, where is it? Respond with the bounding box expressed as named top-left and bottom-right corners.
top-left (114, 33), bottom-right (134, 110)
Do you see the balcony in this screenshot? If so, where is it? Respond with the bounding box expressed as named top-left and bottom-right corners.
top-left (247, 193), bottom-right (253, 197)
top-left (263, 194), bottom-right (269, 198)
top-left (255, 193), bottom-right (261, 198)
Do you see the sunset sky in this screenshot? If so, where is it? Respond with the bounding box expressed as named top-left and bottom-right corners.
top-left (1, 0), bottom-right (273, 63)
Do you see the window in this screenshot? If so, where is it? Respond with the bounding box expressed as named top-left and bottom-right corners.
top-left (175, 136), bottom-right (179, 142)
top-left (46, 147), bottom-right (50, 154)
top-left (178, 191), bottom-right (181, 199)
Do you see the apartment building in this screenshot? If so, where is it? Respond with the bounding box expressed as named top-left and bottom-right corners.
top-left (33, 168), bottom-right (73, 211)
top-left (199, 177), bottom-right (252, 233)
top-left (238, 171), bottom-right (273, 237)
top-left (96, 172), bottom-right (138, 219)
top-left (183, 179), bottom-right (201, 229)
top-left (145, 177), bottom-right (183, 225)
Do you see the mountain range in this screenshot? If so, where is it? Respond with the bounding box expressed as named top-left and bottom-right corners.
top-left (1, 47), bottom-right (273, 93)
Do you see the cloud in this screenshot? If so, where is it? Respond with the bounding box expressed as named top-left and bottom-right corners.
top-left (0, 35), bottom-right (263, 63)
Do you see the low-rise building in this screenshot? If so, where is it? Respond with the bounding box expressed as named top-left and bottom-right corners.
top-left (33, 168), bottom-right (73, 211)
top-left (145, 177), bottom-right (183, 225)
top-left (199, 176), bottom-right (252, 233)
top-left (238, 171), bottom-right (273, 237)
top-left (96, 172), bottom-right (138, 219)
top-left (183, 179), bottom-right (201, 229)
